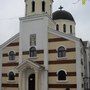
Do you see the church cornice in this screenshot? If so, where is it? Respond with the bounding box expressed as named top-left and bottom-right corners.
top-left (19, 13), bottom-right (56, 24)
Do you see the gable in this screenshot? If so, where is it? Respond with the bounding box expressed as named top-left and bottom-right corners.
top-left (2, 36), bottom-right (19, 65)
top-left (48, 28), bottom-right (80, 42)
top-left (48, 33), bottom-right (75, 49)
top-left (48, 32), bottom-right (77, 89)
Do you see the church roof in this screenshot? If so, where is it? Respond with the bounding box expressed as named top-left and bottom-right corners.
top-left (0, 33), bottom-right (19, 49)
top-left (48, 28), bottom-right (80, 42)
top-left (52, 10), bottom-right (75, 22)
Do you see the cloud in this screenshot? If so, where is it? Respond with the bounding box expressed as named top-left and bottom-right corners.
top-left (0, 0), bottom-right (90, 44)
top-left (0, 0), bottom-right (25, 18)
top-left (0, 19), bottom-right (19, 44)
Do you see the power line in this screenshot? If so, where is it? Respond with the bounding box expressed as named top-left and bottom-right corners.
top-left (0, 16), bottom-right (21, 21)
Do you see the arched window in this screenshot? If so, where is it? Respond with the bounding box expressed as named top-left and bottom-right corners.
top-left (42, 1), bottom-right (45, 12)
top-left (8, 71), bottom-right (15, 80)
top-left (56, 24), bottom-right (59, 31)
top-left (57, 70), bottom-right (67, 80)
top-left (32, 1), bottom-right (35, 12)
top-left (58, 46), bottom-right (66, 58)
top-left (63, 24), bottom-right (66, 33)
top-left (9, 51), bottom-right (15, 60)
top-left (70, 25), bottom-right (72, 34)
top-left (29, 47), bottom-right (37, 57)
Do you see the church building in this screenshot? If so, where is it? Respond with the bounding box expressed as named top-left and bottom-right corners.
top-left (0, 0), bottom-right (90, 90)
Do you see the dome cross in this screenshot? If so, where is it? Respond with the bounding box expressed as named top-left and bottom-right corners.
top-left (59, 6), bottom-right (63, 10)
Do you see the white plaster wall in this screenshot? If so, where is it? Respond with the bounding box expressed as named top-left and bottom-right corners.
top-left (20, 16), bottom-right (48, 51)
top-left (20, 15), bottom-right (49, 90)
top-left (0, 49), bottom-right (2, 90)
top-left (85, 42), bottom-right (90, 89)
top-left (48, 19), bottom-right (56, 29)
top-left (76, 41), bottom-right (84, 90)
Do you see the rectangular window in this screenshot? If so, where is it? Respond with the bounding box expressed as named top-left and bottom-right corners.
top-left (30, 34), bottom-right (36, 46)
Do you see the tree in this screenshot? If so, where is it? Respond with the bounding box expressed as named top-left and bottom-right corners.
top-left (82, 0), bottom-right (87, 5)
top-left (73, 0), bottom-right (87, 5)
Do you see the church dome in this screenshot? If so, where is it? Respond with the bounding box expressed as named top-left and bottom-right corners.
top-left (52, 10), bottom-right (75, 22)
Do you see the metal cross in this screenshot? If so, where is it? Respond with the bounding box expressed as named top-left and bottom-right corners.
top-left (59, 6), bottom-right (63, 10)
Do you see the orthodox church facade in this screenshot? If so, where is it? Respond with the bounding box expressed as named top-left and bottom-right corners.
top-left (0, 0), bottom-right (90, 90)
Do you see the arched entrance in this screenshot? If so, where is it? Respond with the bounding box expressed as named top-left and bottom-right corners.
top-left (28, 74), bottom-right (35, 90)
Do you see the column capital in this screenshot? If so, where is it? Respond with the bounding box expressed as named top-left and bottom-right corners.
top-left (34, 69), bottom-right (39, 73)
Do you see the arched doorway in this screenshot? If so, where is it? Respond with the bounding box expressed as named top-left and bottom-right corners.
top-left (28, 74), bottom-right (35, 90)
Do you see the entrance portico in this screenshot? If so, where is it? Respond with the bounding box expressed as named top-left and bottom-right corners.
top-left (16, 60), bottom-right (45, 90)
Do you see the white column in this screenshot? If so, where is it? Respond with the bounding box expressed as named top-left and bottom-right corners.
top-left (22, 71), bottom-right (26, 90)
top-left (76, 41), bottom-right (82, 90)
top-left (19, 71), bottom-right (26, 90)
top-left (0, 49), bottom-right (2, 90)
top-left (18, 71), bottom-right (22, 90)
top-left (35, 70), bottom-right (39, 90)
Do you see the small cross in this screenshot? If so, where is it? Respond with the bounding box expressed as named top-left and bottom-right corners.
top-left (59, 6), bottom-right (63, 10)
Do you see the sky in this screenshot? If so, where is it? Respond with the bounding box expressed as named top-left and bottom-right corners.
top-left (0, 0), bottom-right (90, 45)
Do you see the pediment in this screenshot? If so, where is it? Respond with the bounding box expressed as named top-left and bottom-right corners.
top-left (16, 60), bottom-right (44, 72)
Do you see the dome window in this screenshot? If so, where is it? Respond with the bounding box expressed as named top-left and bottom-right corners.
top-left (42, 1), bottom-right (45, 12)
top-left (56, 24), bottom-right (59, 31)
top-left (32, 1), bottom-right (35, 12)
top-left (70, 25), bottom-right (72, 34)
top-left (63, 24), bottom-right (66, 33)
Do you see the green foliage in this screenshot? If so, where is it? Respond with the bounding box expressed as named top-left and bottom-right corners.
top-left (82, 0), bottom-right (87, 5)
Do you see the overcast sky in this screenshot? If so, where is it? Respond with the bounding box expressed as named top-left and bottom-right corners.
top-left (0, 0), bottom-right (90, 45)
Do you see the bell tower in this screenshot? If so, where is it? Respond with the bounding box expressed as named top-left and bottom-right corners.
top-left (25, 0), bottom-right (53, 17)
